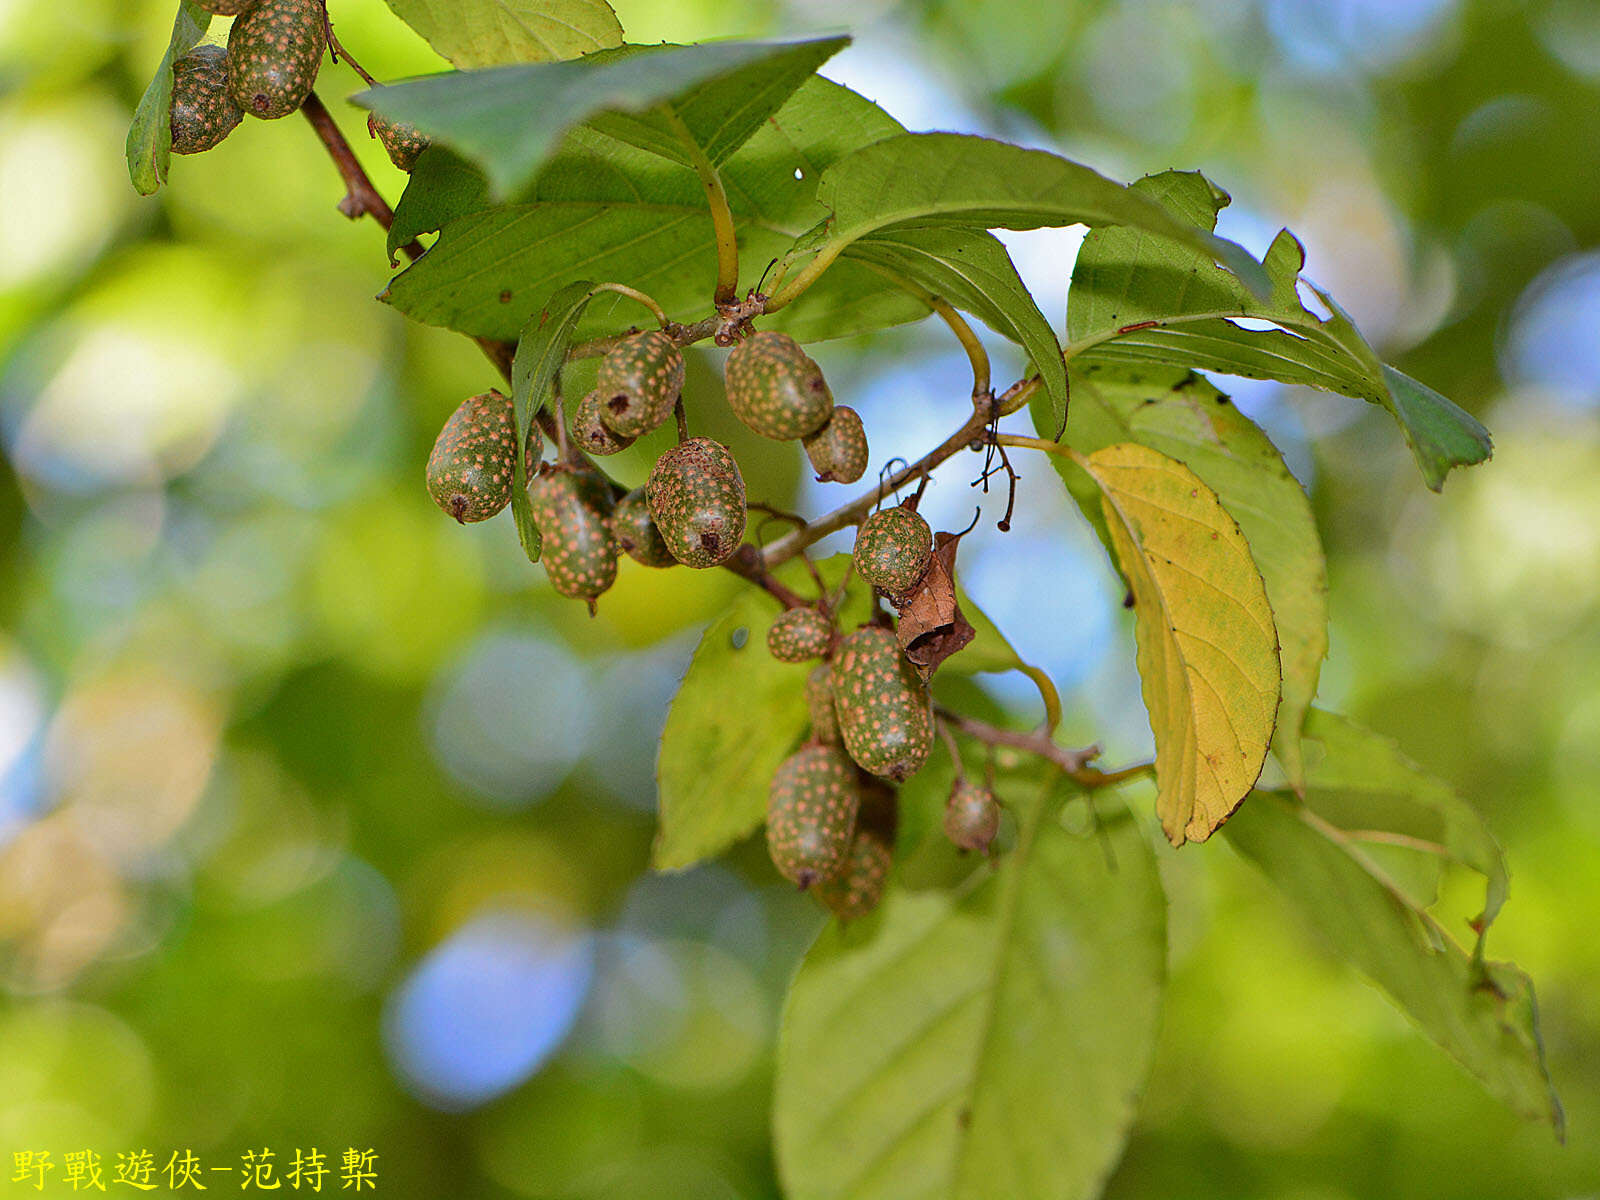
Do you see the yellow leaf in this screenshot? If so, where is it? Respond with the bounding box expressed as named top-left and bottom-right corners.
top-left (1083, 442), bottom-right (1280, 845)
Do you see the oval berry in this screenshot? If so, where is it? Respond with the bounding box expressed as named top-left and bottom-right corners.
top-left (803, 405), bottom-right (869, 484)
top-left (570, 388), bottom-right (635, 457)
top-left (596, 331), bottom-right (684, 438)
top-left (426, 390), bottom-right (517, 523)
top-left (367, 111), bottom-right (430, 173)
top-left (610, 488), bottom-right (675, 568)
top-left (766, 743), bottom-right (860, 889)
top-left (645, 437), bottom-right (747, 568)
top-left (767, 608), bottom-right (833, 663)
top-left (528, 468), bottom-right (617, 605)
top-left (226, 0), bottom-right (326, 121)
top-left (832, 625), bottom-right (934, 782)
top-left (170, 44), bottom-right (243, 155)
top-left (852, 504), bottom-right (932, 599)
top-left (944, 780), bottom-right (1001, 853)
top-left (724, 331), bottom-right (833, 441)
top-left (813, 826), bottom-right (891, 922)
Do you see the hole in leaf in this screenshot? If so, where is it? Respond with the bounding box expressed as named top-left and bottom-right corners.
top-left (730, 626), bottom-right (749, 650)
top-left (1297, 278), bottom-right (1336, 320)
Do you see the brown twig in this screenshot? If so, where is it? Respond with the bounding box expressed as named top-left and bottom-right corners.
top-left (727, 545), bottom-right (810, 609)
top-left (299, 90), bottom-right (424, 259)
top-left (938, 708), bottom-right (1152, 790)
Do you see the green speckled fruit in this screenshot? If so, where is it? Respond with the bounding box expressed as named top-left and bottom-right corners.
top-left (944, 780), bottom-right (1001, 853)
top-left (646, 437), bottom-right (747, 568)
top-left (426, 390), bottom-right (517, 523)
top-left (806, 664), bottom-right (838, 743)
top-left (596, 331), bottom-right (684, 438)
top-left (766, 744), bottom-right (860, 889)
top-left (569, 388), bottom-right (634, 457)
top-left (528, 468), bottom-right (617, 605)
top-left (832, 625), bottom-right (934, 782)
top-left (610, 488), bottom-right (675, 568)
top-left (170, 45), bottom-right (243, 155)
top-left (367, 111), bottom-right (429, 172)
top-left (767, 608), bottom-right (833, 663)
top-left (852, 504), bottom-right (932, 599)
top-left (226, 0), bottom-right (326, 120)
top-left (724, 331), bottom-right (833, 441)
top-left (193, 0), bottom-right (258, 12)
top-left (803, 406), bottom-right (868, 484)
top-left (814, 825), bottom-right (891, 921)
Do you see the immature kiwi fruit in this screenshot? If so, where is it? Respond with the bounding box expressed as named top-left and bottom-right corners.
top-left (803, 406), bottom-right (869, 484)
top-left (169, 45), bottom-right (243, 155)
top-left (767, 608), bottom-right (833, 663)
top-left (226, 0), bottom-right (327, 120)
top-left (805, 664), bottom-right (839, 744)
top-left (192, 0), bottom-right (258, 12)
top-left (367, 112), bottom-right (430, 173)
top-left (852, 503), bottom-right (933, 599)
top-left (943, 780), bottom-right (1001, 854)
top-left (528, 468), bottom-right (617, 607)
top-left (831, 624), bottom-right (934, 782)
top-left (610, 488), bottom-right (675, 568)
top-left (596, 331), bottom-right (684, 438)
top-left (766, 743), bottom-right (860, 889)
top-left (569, 389), bottom-right (635, 457)
top-left (645, 437), bottom-right (747, 568)
top-left (723, 331), bottom-right (834, 441)
top-left (426, 390), bottom-right (517, 523)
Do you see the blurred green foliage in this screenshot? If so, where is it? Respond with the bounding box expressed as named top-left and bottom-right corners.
top-left (0, 0), bottom-right (1597, 1196)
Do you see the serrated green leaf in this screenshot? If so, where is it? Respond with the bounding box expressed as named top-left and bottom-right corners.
top-left (654, 592), bottom-right (808, 871)
top-left (383, 78), bottom-right (927, 344)
top-left (802, 134), bottom-right (1268, 298)
top-left (775, 787), bottom-right (1165, 1200)
top-left (1225, 788), bottom-right (1560, 1132)
top-left (654, 556), bottom-right (871, 871)
top-left (380, 0), bottom-right (621, 69)
top-left (1294, 708), bottom-right (1508, 932)
top-left (1067, 170), bottom-right (1491, 490)
top-left (357, 38), bottom-right (847, 199)
top-left (126, 3), bottom-right (212, 196)
top-left (842, 227), bottom-right (1069, 433)
top-left (1079, 442), bottom-right (1280, 846)
top-left (507, 280), bottom-right (604, 562)
top-left (1048, 365), bottom-right (1326, 789)
top-left (387, 146), bottom-right (490, 258)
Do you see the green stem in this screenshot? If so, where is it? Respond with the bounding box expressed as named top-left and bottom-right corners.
top-left (763, 236), bottom-right (849, 312)
top-left (660, 105), bottom-right (740, 305)
top-left (1017, 664), bottom-right (1063, 736)
top-left (856, 260), bottom-right (991, 397)
top-left (993, 432), bottom-right (1087, 466)
top-left (593, 282), bottom-right (671, 329)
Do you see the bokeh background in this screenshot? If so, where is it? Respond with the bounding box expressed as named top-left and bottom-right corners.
top-left (2, 0), bottom-right (1598, 1194)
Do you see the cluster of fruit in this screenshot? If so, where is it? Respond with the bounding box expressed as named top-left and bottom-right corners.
top-left (425, 322), bottom-right (997, 915)
top-left (168, 0), bottom-right (425, 170)
top-left (766, 615), bottom-right (1001, 919)
top-left (425, 330), bottom-right (868, 604)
